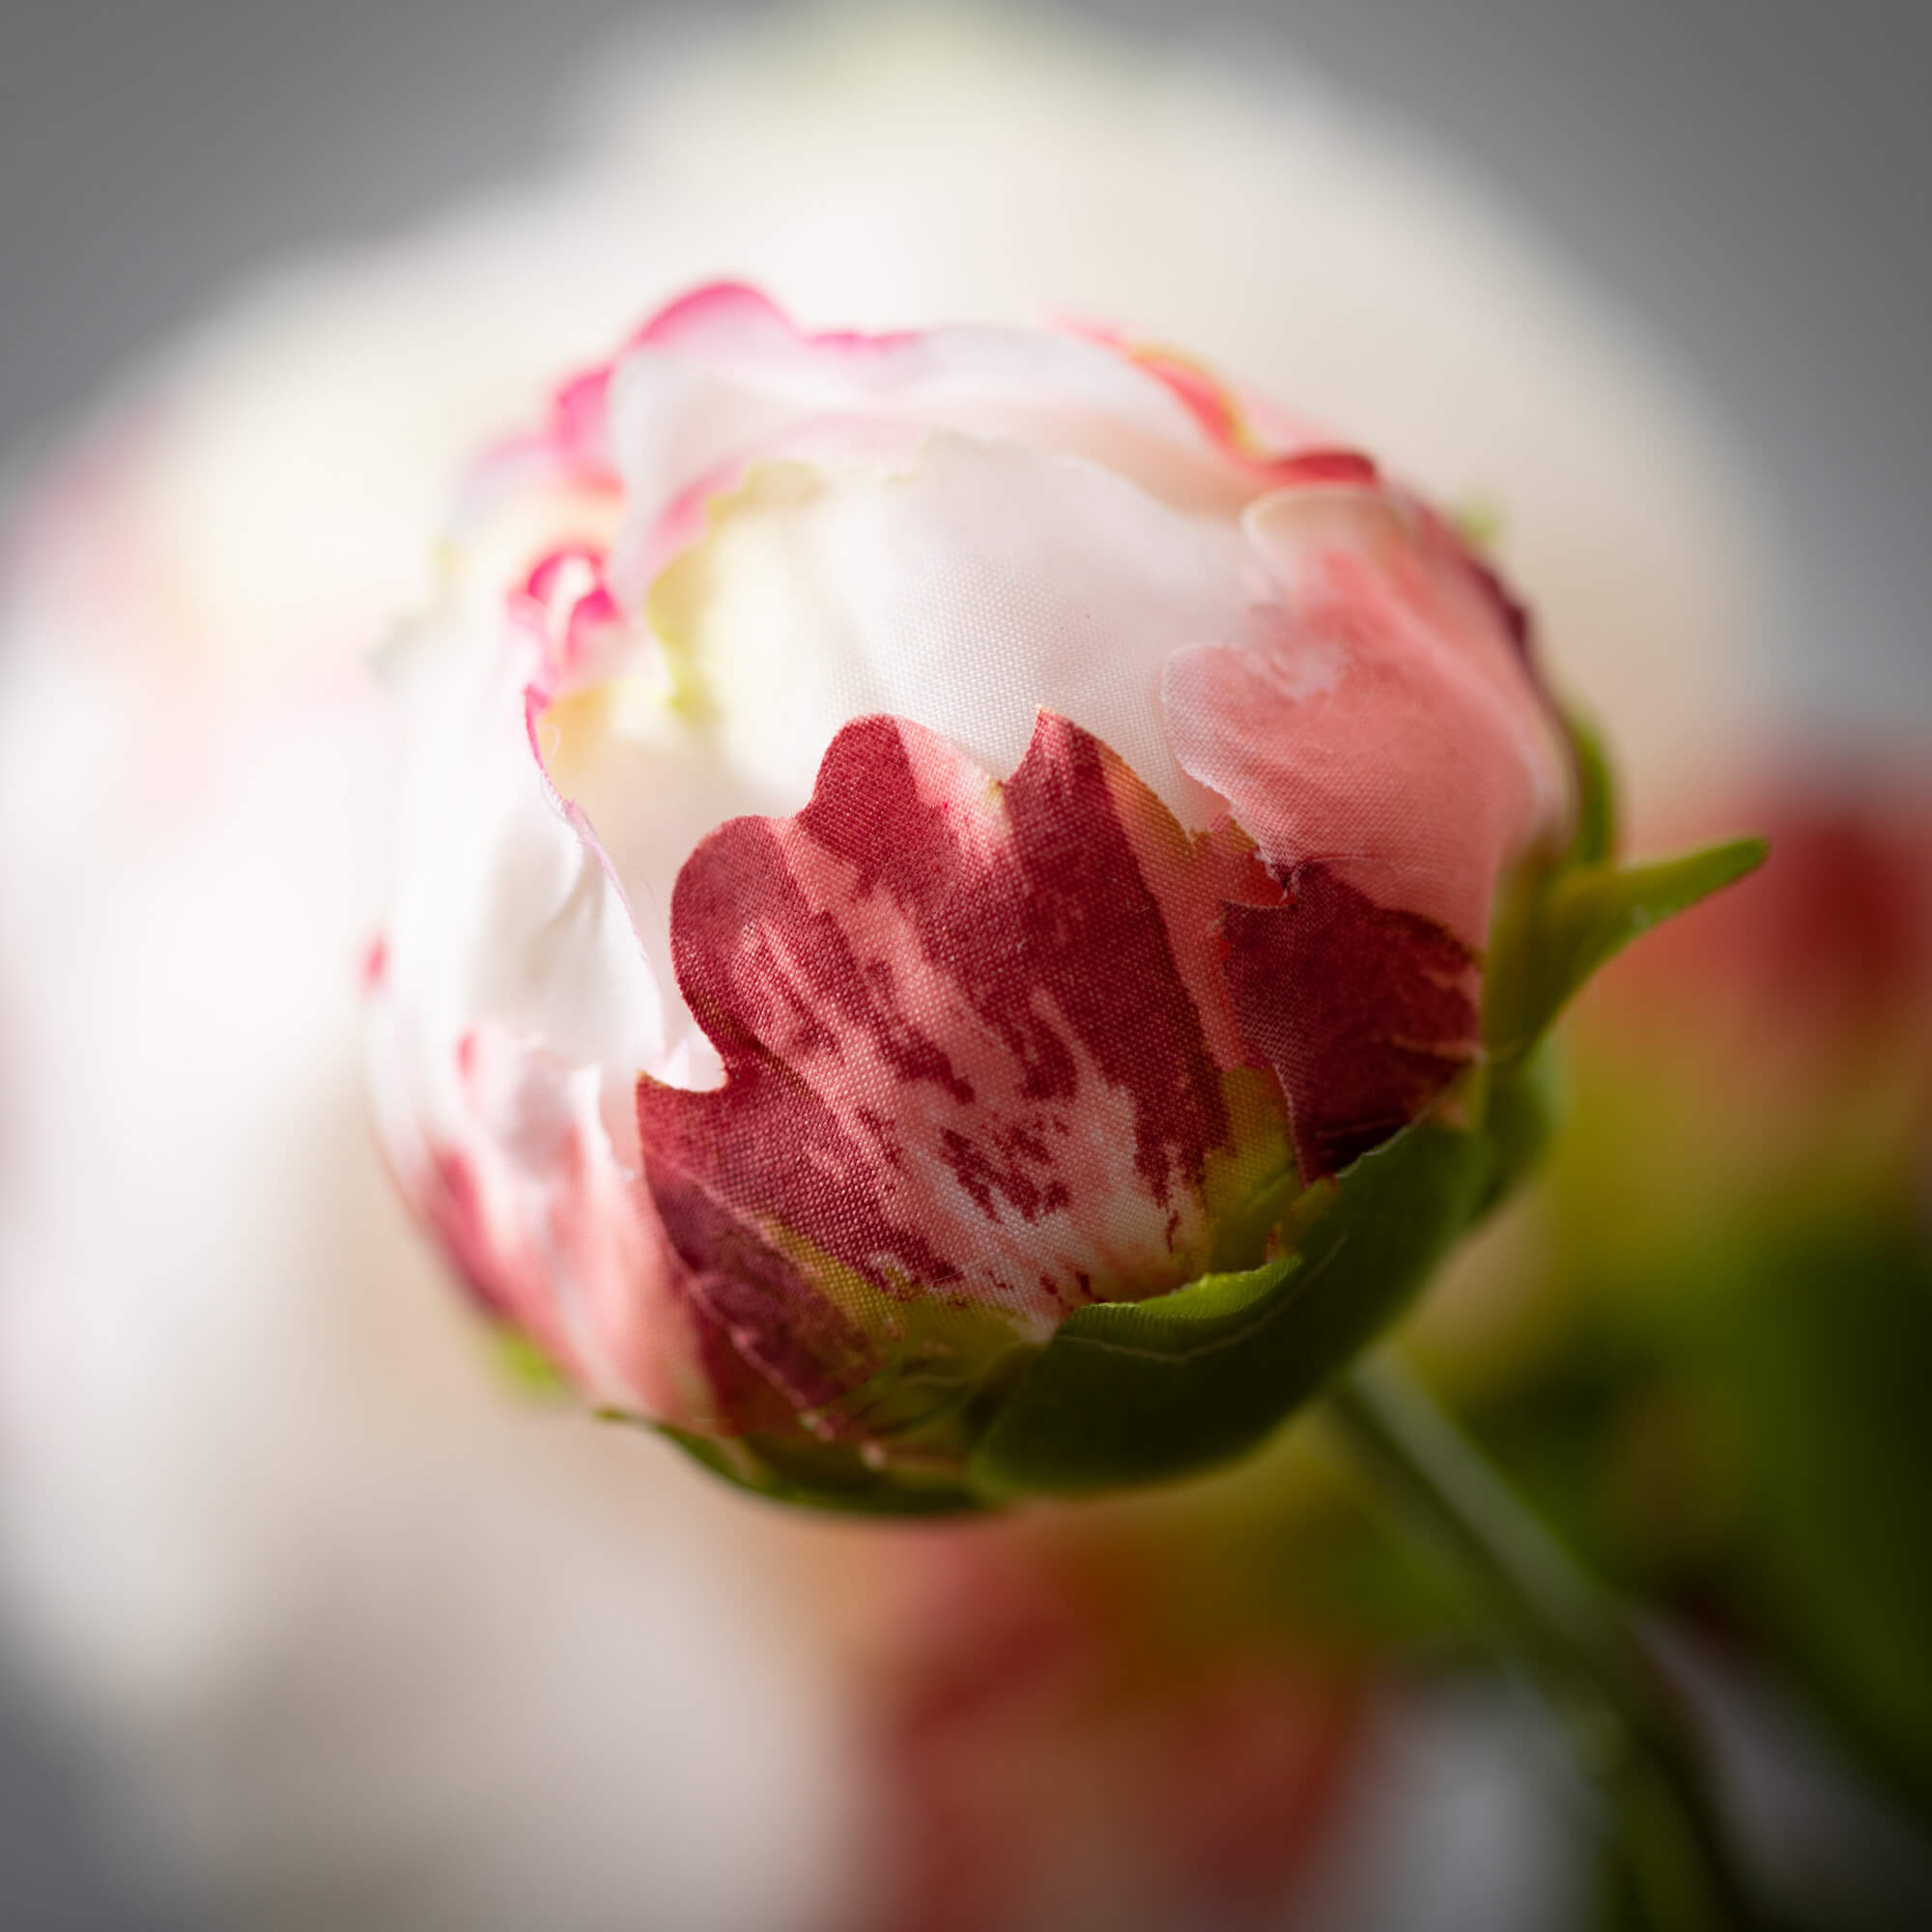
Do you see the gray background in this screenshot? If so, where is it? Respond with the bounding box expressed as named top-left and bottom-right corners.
top-left (1, 0), bottom-right (1927, 1923)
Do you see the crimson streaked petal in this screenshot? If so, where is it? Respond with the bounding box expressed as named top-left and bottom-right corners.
top-left (634, 710), bottom-right (1294, 1439)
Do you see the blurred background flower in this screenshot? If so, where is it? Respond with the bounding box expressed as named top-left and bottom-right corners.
top-left (1, 4), bottom-right (1927, 1929)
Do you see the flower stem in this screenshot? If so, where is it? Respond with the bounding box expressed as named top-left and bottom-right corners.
top-left (1326, 1354), bottom-right (1760, 1931)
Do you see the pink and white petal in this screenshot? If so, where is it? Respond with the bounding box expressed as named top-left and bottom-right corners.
top-left (1074, 322), bottom-right (1375, 491)
top-left (1166, 483), bottom-right (1570, 953)
top-left (1159, 483), bottom-right (1569, 1176)
top-left (389, 1024), bottom-right (721, 1428)
top-left (633, 711), bottom-right (1294, 1436)
top-left (597, 283), bottom-right (1273, 599)
top-left (369, 584), bottom-right (716, 1425)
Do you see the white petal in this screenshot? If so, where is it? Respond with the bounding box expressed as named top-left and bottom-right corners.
top-left (549, 434), bottom-right (1250, 1077)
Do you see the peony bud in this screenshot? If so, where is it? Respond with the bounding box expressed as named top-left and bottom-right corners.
top-left (369, 284), bottom-right (1758, 1509)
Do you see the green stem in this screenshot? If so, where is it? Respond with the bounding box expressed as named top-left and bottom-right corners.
top-left (1327, 1354), bottom-right (1760, 1931)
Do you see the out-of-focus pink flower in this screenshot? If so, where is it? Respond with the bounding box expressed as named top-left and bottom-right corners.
top-left (1571, 768), bottom-right (1932, 1201)
top-left (853, 1521), bottom-right (1368, 1932)
top-left (368, 282), bottom-right (1573, 1483)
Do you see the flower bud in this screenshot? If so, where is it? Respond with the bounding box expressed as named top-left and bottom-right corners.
top-left (369, 284), bottom-right (1757, 1508)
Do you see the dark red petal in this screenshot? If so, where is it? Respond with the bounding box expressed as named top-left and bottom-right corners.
top-left (635, 710), bottom-right (1286, 1427)
top-left (1223, 862), bottom-right (1478, 1179)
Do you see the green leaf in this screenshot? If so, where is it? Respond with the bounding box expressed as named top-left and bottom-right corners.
top-left (1487, 837), bottom-right (1766, 1061)
top-left (969, 1122), bottom-right (1494, 1501)
top-left (1713, 1225), bottom-right (1932, 1821)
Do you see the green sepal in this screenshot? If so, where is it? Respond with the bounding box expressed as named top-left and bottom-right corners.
top-left (1486, 705), bottom-right (1762, 1065)
top-left (488, 1323), bottom-right (571, 1396)
top-left (653, 1422), bottom-right (984, 1516)
top-left (1473, 1036), bottom-right (1566, 1218)
top-left (968, 1122), bottom-right (1493, 1501)
top-left (1564, 712), bottom-right (1619, 868)
top-left (1487, 836), bottom-right (1766, 1063)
